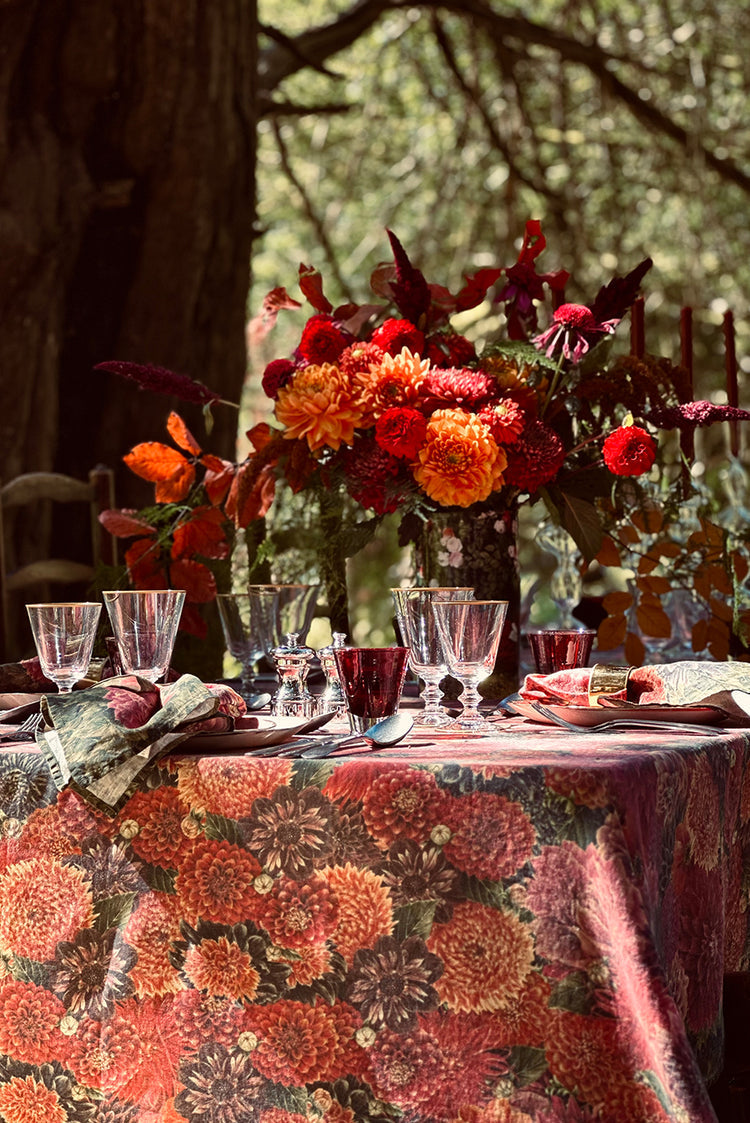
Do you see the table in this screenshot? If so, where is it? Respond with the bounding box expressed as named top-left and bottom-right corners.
top-left (0, 715), bottom-right (747, 1123)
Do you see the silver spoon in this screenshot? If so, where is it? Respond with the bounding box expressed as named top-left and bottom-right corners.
top-left (527, 700), bottom-right (726, 737)
top-left (249, 712), bottom-right (414, 758)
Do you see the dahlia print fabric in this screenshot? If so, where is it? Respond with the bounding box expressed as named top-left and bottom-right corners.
top-left (0, 731), bottom-right (746, 1123)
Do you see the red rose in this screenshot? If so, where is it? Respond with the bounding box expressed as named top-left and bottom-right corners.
top-left (375, 407), bottom-right (428, 459)
top-left (602, 424), bottom-right (657, 476)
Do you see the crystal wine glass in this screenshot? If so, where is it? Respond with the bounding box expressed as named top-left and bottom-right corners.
top-left (102, 589), bottom-right (185, 683)
top-left (26, 601), bottom-right (102, 693)
top-left (216, 592), bottom-right (270, 702)
top-left (432, 599), bottom-right (508, 733)
top-left (390, 586), bottom-right (473, 727)
top-left (246, 584), bottom-right (319, 656)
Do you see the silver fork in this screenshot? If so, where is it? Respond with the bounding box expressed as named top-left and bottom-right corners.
top-left (526, 700), bottom-right (727, 737)
top-left (0, 711), bottom-right (44, 743)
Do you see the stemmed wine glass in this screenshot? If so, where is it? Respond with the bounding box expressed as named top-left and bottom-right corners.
top-left (102, 589), bottom-right (185, 683)
top-left (216, 593), bottom-right (270, 703)
top-left (432, 599), bottom-right (508, 733)
top-left (390, 587), bottom-right (473, 727)
top-left (26, 602), bottom-right (102, 693)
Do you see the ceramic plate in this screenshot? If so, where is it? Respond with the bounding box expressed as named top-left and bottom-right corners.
top-left (508, 700), bottom-right (723, 727)
top-left (180, 714), bottom-right (333, 752)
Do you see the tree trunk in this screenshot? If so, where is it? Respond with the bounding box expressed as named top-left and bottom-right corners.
top-left (0, 0), bottom-right (258, 543)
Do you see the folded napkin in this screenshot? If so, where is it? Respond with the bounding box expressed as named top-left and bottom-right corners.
top-left (519, 660), bottom-right (750, 723)
top-left (36, 674), bottom-right (245, 814)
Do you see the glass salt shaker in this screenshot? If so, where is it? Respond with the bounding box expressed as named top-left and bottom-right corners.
top-left (270, 632), bottom-right (316, 718)
top-left (318, 632), bottom-right (348, 714)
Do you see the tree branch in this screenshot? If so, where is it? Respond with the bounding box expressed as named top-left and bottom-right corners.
top-left (259, 0), bottom-right (750, 196)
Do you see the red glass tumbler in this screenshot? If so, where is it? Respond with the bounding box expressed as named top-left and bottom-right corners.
top-left (333, 646), bottom-right (410, 733)
top-left (526, 628), bottom-right (596, 674)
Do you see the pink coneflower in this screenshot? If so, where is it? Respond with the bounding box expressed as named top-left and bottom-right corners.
top-left (533, 302), bottom-right (619, 364)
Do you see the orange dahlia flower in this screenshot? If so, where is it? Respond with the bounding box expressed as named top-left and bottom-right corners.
top-left (275, 364), bottom-right (365, 452)
top-left (352, 347), bottom-right (430, 425)
top-left (413, 409), bottom-right (506, 507)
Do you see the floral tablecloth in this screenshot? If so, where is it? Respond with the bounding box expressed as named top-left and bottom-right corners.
top-left (0, 719), bottom-right (747, 1123)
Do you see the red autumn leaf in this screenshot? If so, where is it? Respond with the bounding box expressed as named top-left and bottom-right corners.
top-left (124, 538), bottom-right (164, 586)
top-left (298, 263), bottom-right (333, 313)
top-left (171, 506), bottom-right (230, 561)
top-left (246, 422), bottom-right (275, 453)
top-left (167, 411), bottom-right (202, 455)
top-left (246, 286), bottom-right (303, 343)
top-left (225, 460), bottom-right (276, 526)
top-left (202, 457), bottom-right (235, 506)
top-left (285, 441), bottom-right (319, 493)
top-left (454, 268), bottom-right (504, 312)
top-left (169, 558), bottom-right (217, 603)
top-left (124, 442), bottom-right (196, 502)
top-left (98, 509), bottom-right (157, 539)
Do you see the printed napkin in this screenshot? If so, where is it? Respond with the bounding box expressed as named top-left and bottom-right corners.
top-left (36, 674), bottom-right (244, 814)
top-left (519, 660), bottom-right (750, 723)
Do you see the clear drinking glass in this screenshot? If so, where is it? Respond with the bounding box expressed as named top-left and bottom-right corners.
top-left (432, 599), bottom-right (508, 733)
top-left (26, 602), bottom-right (102, 693)
top-left (216, 593), bottom-right (269, 701)
top-left (390, 586), bottom-right (474, 727)
top-left (102, 589), bottom-right (185, 683)
top-left (246, 584), bottom-right (319, 659)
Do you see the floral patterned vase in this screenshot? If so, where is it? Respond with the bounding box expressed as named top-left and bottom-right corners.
top-left (411, 500), bottom-right (520, 699)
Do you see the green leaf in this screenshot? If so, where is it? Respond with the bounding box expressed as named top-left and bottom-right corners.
top-left (141, 864), bottom-right (177, 894)
top-left (204, 812), bottom-right (242, 844)
top-left (462, 873), bottom-right (511, 911)
top-left (338, 515), bottom-right (382, 558)
top-left (94, 891), bottom-right (138, 931)
top-left (393, 900), bottom-right (437, 941)
top-left (550, 972), bottom-right (594, 1014)
top-left (266, 1083), bottom-right (310, 1115)
top-left (556, 494), bottom-right (604, 561)
top-left (11, 955), bottom-right (46, 986)
top-left (507, 1045), bottom-right (549, 1085)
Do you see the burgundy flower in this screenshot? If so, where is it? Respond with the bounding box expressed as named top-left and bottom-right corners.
top-left (95, 360), bottom-right (222, 406)
top-left (420, 367), bottom-right (498, 412)
top-left (496, 218), bottom-right (570, 338)
top-left (262, 358), bottom-right (296, 399)
top-left (53, 926), bottom-right (135, 1017)
top-left (647, 399), bottom-right (750, 429)
top-left (374, 407), bottom-right (428, 459)
top-left (503, 418), bottom-right (566, 493)
top-left (175, 1042), bottom-right (265, 1123)
top-left (602, 424), bottom-right (657, 476)
top-left (377, 838), bottom-right (459, 910)
top-left (298, 315), bottom-right (348, 365)
top-left (340, 438), bottom-right (405, 515)
top-left (244, 785), bottom-right (334, 879)
top-left (371, 317), bottom-right (425, 356)
top-left (346, 934), bottom-right (443, 1032)
top-left (425, 328), bottom-right (476, 367)
top-left (533, 302), bottom-right (619, 363)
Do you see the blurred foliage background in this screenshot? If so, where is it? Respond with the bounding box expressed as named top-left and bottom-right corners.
top-left (243, 0), bottom-right (750, 649)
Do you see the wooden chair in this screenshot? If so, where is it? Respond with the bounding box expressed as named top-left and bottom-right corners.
top-left (0, 466), bottom-right (117, 661)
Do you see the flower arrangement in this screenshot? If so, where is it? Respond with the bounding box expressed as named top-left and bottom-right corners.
top-left (97, 220), bottom-right (750, 661)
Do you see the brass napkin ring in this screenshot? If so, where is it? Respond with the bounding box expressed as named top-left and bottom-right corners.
top-left (588, 663), bottom-right (632, 706)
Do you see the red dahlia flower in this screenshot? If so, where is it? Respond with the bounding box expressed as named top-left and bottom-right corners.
top-left (341, 438), bottom-right (404, 515)
top-left (298, 315), bottom-right (348, 364)
top-left (262, 358), bottom-right (296, 399)
top-left (421, 367), bottom-right (498, 412)
top-left (503, 419), bottom-right (566, 494)
top-left (533, 302), bottom-right (619, 364)
top-left (375, 407), bottom-right (428, 459)
top-left (372, 318), bottom-right (425, 356)
top-left (602, 424), bottom-right (657, 476)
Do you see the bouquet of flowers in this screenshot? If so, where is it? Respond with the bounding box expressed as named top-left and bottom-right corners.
top-left (98, 220), bottom-right (750, 659)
